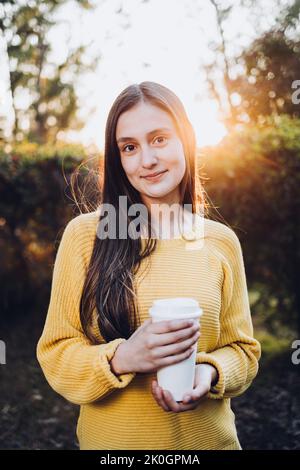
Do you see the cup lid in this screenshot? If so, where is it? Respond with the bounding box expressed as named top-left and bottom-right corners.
top-left (149, 306), bottom-right (203, 319)
top-left (152, 297), bottom-right (199, 307)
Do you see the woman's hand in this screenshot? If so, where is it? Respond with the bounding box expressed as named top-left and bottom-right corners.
top-left (110, 318), bottom-right (200, 375)
top-left (151, 363), bottom-right (218, 412)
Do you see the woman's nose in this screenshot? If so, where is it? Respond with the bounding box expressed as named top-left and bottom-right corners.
top-left (141, 147), bottom-right (158, 167)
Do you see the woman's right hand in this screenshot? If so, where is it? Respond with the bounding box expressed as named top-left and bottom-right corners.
top-left (110, 318), bottom-right (200, 374)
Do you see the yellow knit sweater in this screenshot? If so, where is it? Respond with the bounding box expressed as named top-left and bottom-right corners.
top-left (36, 210), bottom-right (261, 450)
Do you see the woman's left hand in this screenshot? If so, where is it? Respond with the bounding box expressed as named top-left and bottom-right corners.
top-left (151, 364), bottom-right (218, 412)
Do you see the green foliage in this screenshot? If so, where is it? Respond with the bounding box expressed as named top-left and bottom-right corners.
top-left (205, 0), bottom-right (300, 127)
top-left (230, 1), bottom-right (300, 123)
top-left (0, 140), bottom-right (100, 323)
top-left (201, 114), bottom-right (300, 336)
top-left (234, 30), bottom-right (300, 122)
top-left (255, 329), bottom-right (292, 359)
top-left (0, 0), bottom-right (98, 143)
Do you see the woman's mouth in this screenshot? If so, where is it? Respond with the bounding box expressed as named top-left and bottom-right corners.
top-left (142, 170), bottom-right (168, 181)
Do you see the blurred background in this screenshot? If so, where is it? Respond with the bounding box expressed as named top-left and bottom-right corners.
top-left (0, 0), bottom-right (300, 450)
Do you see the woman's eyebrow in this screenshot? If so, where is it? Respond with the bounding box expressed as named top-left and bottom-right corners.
top-left (117, 127), bottom-right (172, 144)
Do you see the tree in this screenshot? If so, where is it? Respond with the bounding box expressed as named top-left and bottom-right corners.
top-left (0, 0), bottom-right (98, 143)
top-left (204, 0), bottom-right (300, 127)
top-left (205, 0), bottom-right (236, 128)
top-left (232, 2), bottom-right (300, 123)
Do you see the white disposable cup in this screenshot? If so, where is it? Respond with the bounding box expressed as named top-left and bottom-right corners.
top-left (149, 297), bottom-right (203, 402)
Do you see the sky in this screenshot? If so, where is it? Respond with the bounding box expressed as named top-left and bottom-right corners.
top-left (0, 0), bottom-right (289, 150)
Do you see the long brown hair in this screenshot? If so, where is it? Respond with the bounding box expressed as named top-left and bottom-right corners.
top-left (79, 81), bottom-right (209, 344)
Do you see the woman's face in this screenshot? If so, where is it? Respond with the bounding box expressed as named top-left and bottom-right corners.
top-left (116, 101), bottom-right (186, 206)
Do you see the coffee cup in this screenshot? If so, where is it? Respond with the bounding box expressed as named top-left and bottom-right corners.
top-left (149, 297), bottom-right (203, 402)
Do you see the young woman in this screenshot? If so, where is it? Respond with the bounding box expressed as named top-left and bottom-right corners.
top-left (36, 81), bottom-right (261, 450)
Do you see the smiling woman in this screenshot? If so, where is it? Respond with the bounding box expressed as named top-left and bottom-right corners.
top-left (36, 81), bottom-right (261, 450)
top-left (116, 103), bottom-right (186, 209)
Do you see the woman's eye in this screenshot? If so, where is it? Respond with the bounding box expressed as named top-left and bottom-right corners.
top-left (122, 144), bottom-right (135, 153)
top-left (155, 136), bottom-right (166, 144)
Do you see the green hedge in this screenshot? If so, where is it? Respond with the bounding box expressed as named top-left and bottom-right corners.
top-left (200, 115), bottom-right (300, 337)
top-left (0, 141), bottom-right (100, 323)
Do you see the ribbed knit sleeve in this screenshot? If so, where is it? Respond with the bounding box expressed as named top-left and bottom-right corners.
top-left (36, 216), bottom-right (136, 405)
top-left (196, 227), bottom-right (261, 399)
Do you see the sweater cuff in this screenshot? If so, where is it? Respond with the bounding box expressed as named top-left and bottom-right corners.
top-left (93, 338), bottom-right (136, 392)
top-left (196, 352), bottom-right (225, 399)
